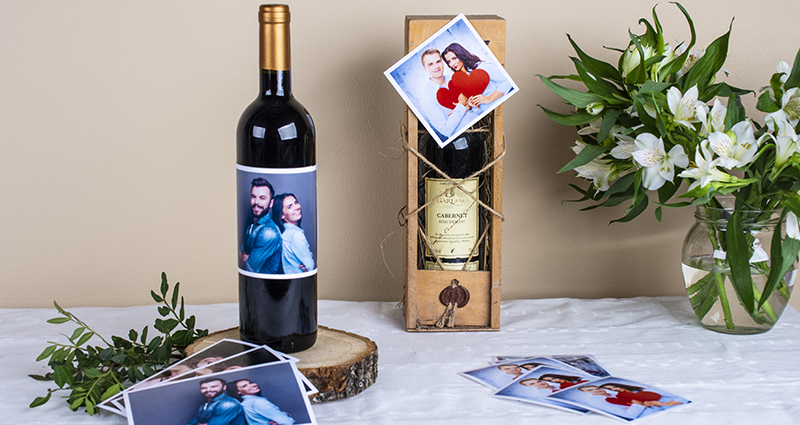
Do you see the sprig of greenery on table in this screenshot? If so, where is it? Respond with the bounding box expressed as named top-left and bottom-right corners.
top-left (29, 272), bottom-right (209, 415)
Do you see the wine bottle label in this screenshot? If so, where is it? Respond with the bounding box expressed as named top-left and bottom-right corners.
top-left (424, 177), bottom-right (479, 270)
top-left (237, 164), bottom-right (318, 279)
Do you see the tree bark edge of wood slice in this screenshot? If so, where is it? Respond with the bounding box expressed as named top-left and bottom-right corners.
top-left (185, 325), bottom-right (378, 403)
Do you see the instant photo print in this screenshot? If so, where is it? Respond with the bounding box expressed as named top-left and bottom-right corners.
top-left (384, 13), bottom-right (518, 148)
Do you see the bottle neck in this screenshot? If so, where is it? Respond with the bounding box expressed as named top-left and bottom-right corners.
top-left (259, 69), bottom-right (292, 97)
top-left (258, 5), bottom-right (291, 97)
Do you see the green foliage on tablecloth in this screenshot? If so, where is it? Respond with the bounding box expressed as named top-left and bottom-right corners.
top-left (29, 272), bottom-right (208, 415)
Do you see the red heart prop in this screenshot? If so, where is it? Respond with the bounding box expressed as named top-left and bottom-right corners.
top-left (436, 69), bottom-right (490, 109)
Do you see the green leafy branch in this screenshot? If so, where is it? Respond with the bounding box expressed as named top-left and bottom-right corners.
top-left (29, 272), bottom-right (209, 415)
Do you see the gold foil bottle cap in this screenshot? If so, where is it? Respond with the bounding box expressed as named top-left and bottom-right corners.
top-left (258, 4), bottom-right (290, 70)
top-left (259, 4), bottom-right (290, 24)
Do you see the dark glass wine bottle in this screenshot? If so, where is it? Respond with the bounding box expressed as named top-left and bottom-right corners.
top-left (418, 117), bottom-right (490, 271)
top-left (236, 4), bottom-right (317, 353)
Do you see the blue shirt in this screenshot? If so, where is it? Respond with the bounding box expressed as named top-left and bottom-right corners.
top-left (187, 393), bottom-right (246, 425)
top-left (241, 214), bottom-right (282, 274)
top-left (281, 223), bottom-right (314, 274)
top-left (241, 395), bottom-right (295, 425)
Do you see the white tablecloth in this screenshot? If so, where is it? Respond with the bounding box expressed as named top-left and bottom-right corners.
top-left (4, 297), bottom-right (800, 424)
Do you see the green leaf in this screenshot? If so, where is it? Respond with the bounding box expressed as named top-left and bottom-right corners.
top-left (597, 109), bottom-right (622, 144)
top-left (171, 282), bottom-right (180, 309)
top-left (98, 348), bottom-right (114, 360)
top-left (537, 74), bottom-right (605, 108)
top-left (28, 374), bottom-right (49, 381)
top-left (160, 272), bottom-right (169, 298)
top-left (69, 327), bottom-right (86, 342)
top-left (151, 290), bottom-right (164, 303)
top-left (158, 306), bottom-right (170, 317)
top-left (30, 392), bottom-right (52, 408)
top-left (784, 48), bottom-right (800, 90)
top-left (683, 22), bottom-right (731, 93)
top-left (141, 326), bottom-right (149, 344)
top-left (539, 105), bottom-right (600, 126)
top-left (47, 317), bottom-right (70, 324)
top-left (558, 144), bottom-right (608, 174)
top-left (111, 353), bottom-right (128, 365)
top-left (75, 332), bottom-right (94, 347)
top-left (611, 194), bottom-right (649, 224)
top-left (53, 301), bottom-right (66, 314)
top-left (570, 57), bottom-right (627, 105)
top-left (727, 210), bottom-right (755, 313)
top-left (179, 300), bottom-right (185, 321)
top-left (83, 367), bottom-right (102, 379)
top-left (567, 34), bottom-right (621, 81)
top-left (52, 364), bottom-right (75, 388)
top-left (762, 226), bottom-right (800, 308)
top-left (36, 345), bottom-right (56, 362)
top-left (757, 91), bottom-right (781, 114)
top-left (725, 95), bottom-right (746, 131)
top-left (100, 384), bottom-right (122, 402)
top-left (129, 329), bottom-right (138, 342)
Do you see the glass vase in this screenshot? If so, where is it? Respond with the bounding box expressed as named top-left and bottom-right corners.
top-left (682, 199), bottom-right (797, 334)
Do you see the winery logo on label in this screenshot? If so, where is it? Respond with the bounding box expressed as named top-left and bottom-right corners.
top-left (236, 165), bottom-right (318, 279)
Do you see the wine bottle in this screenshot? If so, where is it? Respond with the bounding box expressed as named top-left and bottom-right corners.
top-left (236, 4), bottom-right (317, 353)
top-left (418, 118), bottom-right (490, 271)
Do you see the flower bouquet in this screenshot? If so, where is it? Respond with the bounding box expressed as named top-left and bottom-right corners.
top-left (539, 2), bottom-right (800, 333)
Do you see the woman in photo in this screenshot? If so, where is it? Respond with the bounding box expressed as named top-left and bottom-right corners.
top-left (539, 373), bottom-right (590, 389)
top-left (441, 42), bottom-right (513, 110)
top-left (227, 379), bottom-right (295, 425)
top-left (599, 383), bottom-right (684, 408)
top-left (271, 193), bottom-right (315, 274)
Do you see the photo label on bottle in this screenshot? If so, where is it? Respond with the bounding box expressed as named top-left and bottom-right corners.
top-left (424, 177), bottom-right (479, 271)
top-left (237, 164), bottom-right (318, 279)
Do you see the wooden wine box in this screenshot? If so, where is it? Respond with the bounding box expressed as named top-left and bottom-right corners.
top-left (403, 15), bottom-right (505, 332)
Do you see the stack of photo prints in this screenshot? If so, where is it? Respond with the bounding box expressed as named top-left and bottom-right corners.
top-left (460, 355), bottom-right (691, 423)
top-left (98, 339), bottom-right (318, 425)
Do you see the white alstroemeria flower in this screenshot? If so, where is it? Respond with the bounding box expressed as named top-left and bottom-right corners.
top-left (707, 120), bottom-right (759, 169)
top-left (650, 43), bottom-right (677, 80)
top-left (678, 141), bottom-right (731, 190)
top-left (787, 211), bottom-right (800, 240)
top-left (577, 120), bottom-right (602, 136)
top-left (610, 134), bottom-right (636, 159)
top-left (699, 99), bottom-right (727, 136)
top-left (765, 87), bottom-right (800, 130)
top-left (778, 60), bottom-right (793, 84)
top-left (586, 101), bottom-right (605, 115)
top-left (677, 49), bottom-right (704, 76)
top-left (621, 44), bottom-right (654, 78)
top-left (668, 85), bottom-right (703, 129)
top-left (774, 123), bottom-right (799, 168)
top-left (574, 158), bottom-right (615, 192)
top-left (631, 133), bottom-right (689, 190)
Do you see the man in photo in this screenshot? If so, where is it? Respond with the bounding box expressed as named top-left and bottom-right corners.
top-left (418, 48), bottom-right (473, 140)
top-left (187, 378), bottom-right (246, 425)
top-left (240, 178), bottom-right (283, 274)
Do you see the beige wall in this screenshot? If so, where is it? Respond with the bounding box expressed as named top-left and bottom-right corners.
top-left (1, 0), bottom-right (799, 313)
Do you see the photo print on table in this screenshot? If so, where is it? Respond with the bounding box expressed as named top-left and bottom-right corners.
top-left (460, 356), bottom-right (583, 390)
top-left (98, 338), bottom-right (264, 417)
top-left (492, 366), bottom-right (597, 414)
top-left (124, 360), bottom-right (317, 425)
top-left (548, 377), bottom-right (692, 423)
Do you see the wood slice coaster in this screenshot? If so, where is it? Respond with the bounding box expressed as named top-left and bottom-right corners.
top-left (185, 326), bottom-right (378, 403)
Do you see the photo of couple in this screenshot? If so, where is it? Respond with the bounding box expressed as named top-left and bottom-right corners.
top-left (186, 377), bottom-right (295, 425)
top-left (549, 377), bottom-right (691, 422)
top-left (385, 14), bottom-right (518, 147)
top-left (237, 167), bottom-right (318, 279)
top-left (124, 360), bottom-right (316, 425)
